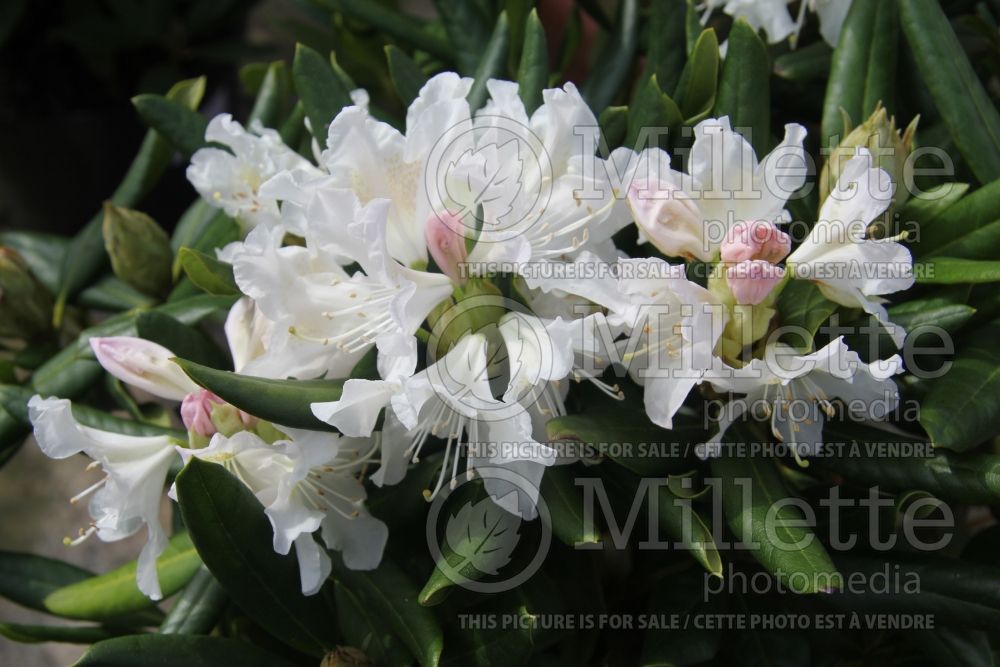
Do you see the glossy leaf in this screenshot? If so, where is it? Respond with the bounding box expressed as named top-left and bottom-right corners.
top-left (713, 19), bottom-right (770, 156)
top-left (676, 28), bottom-right (720, 122)
top-left (175, 459), bottom-right (337, 655)
top-left (0, 230), bottom-right (67, 293)
top-left (776, 280), bottom-right (839, 347)
top-left (710, 453), bottom-right (838, 594)
top-left (173, 359), bottom-right (342, 430)
top-left (332, 554), bottom-right (443, 667)
top-left (644, 0), bottom-right (688, 94)
top-left (516, 9), bottom-right (547, 115)
top-left (915, 257), bottom-right (1000, 284)
top-left (136, 311), bottom-right (228, 369)
top-left (248, 61), bottom-right (292, 128)
top-left (293, 43), bottom-right (352, 144)
top-left (626, 74), bottom-right (682, 150)
top-left (900, 0), bottom-right (1000, 183)
top-left (386, 45), bottom-right (428, 108)
top-left (0, 622), bottom-right (123, 645)
top-left (158, 567), bottom-right (227, 636)
top-left (44, 533), bottom-right (201, 621)
top-left (74, 635), bottom-right (299, 667)
top-left (581, 0), bottom-right (639, 112)
top-left (466, 12), bottom-right (509, 112)
top-left (334, 580), bottom-right (412, 666)
top-left (132, 94), bottom-right (209, 158)
top-left (177, 248), bottom-right (239, 297)
top-left (539, 464), bottom-right (601, 548)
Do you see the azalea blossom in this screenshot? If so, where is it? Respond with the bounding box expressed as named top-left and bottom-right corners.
top-left (786, 150), bottom-right (913, 346)
top-left (175, 428), bottom-right (387, 595)
top-left (27, 395), bottom-right (182, 600)
top-left (187, 114), bottom-right (322, 231)
top-left (627, 117), bottom-right (807, 261)
top-left (701, 337), bottom-right (902, 462)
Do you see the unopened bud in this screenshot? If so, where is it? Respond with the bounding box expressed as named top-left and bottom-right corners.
top-left (720, 221), bottom-right (791, 264)
top-left (209, 400), bottom-right (257, 437)
top-left (425, 210), bottom-right (469, 284)
top-left (102, 202), bottom-right (174, 296)
top-left (0, 247), bottom-right (53, 338)
top-left (181, 389), bottom-right (224, 438)
top-left (726, 260), bottom-right (786, 306)
top-left (821, 105), bottom-right (918, 211)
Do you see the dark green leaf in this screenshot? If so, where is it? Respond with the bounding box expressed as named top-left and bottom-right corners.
top-left (248, 61), bottom-right (292, 128)
top-left (332, 554), bottom-right (443, 667)
top-left (713, 19), bottom-right (770, 156)
top-left (435, 0), bottom-right (494, 75)
top-left (900, 0), bottom-right (1000, 182)
top-left (599, 105), bottom-right (629, 150)
top-left (177, 248), bottom-right (239, 296)
top-left (710, 453), bottom-right (838, 594)
top-left (79, 276), bottom-right (157, 312)
top-left (159, 567), bottom-right (227, 635)
top-left (582, 0), bottom-right (639, 112)
top-left (136, 311), bottom-right (228, 369)
top-left (173, 359), bottom-right (342, 430)
top-left (644, 0), bottom-right (688, 94)
top-left (913, 179), bottom-right (1000, 257)
top-left (334, 580), bottom-right (411, 666)
top-left (916, 257), bottom-right (1000, 284)
top-left (0, 622), bottom-right (123, 645)
top-left (676, 29), bottom-right (720, 122)
top-left (132, 94), bottom-right (209, 158)
top-left (293, 43), bottom-right (352, 144)
top-left (627, 74), bottom-right (682, 150)
top-left (516, 9), bottom-right (547, 115)
top-left (317, 0), bottom-right (451, 61)
top-left (0, 230), bottom-right (67, 294)
top-left (466, 12), bottom-right (510, 113)
top-left (777, 280), bottom-right (839, 347)
top-left (640, 574), bottom-right (724, 666)
top-left (386, 45), bottom-right (429, 109)
top-left (74, 635), bottom-right (299, 667)
top-left (539, 464), bottom-right (601, 548)
top-left (0, 552), bottom-right (95, 612)
top-left (176, 459), bottom-right (337, 655)
top-left (773, 41), bottom-right (832, 82)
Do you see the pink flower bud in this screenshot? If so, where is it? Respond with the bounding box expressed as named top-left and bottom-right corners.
top-left (425, 210), bottom-right (469, 283)
top-left (726, 260), bottom-right (786, 305)
top-left (180, 389), bottom-right (224, 437)
top-left (720, 221), bottom-right (791, 264)
top-left (628, 181), bottom-right (710, 261)
top-left (90, 337), bottom-right (198, 401)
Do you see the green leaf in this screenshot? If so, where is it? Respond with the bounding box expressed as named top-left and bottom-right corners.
top-left (640, 574), bottom-right (724, 666)
top-left (925, 220), bottom-right (1000, 261)
top-left (0, 230), bottom-right (67, 294)
top-left (44, 533), bottom-right (201, 621)
top-left (581, 0), bottom-right (639, 112)
top-left (0, 622), bottom-right (123, 645)
top-left (79, 276), bottom-right (157, 312)
top-left (821, 0), bottom-right (898, 149)
top-left (177, 248), bottom-right (239, 296)
top-left (248, 61), bottom-right (292, 128)
top-left (132, 94), bottom-right (209, 158)
top-left (52, 77), bottom-right (206, 325)
top-left (626, 74), bottom-right (682, 150)
top-left (334, 580), bottom-right (411, 666)
top-left (0, 552), bottom-right (96, 612)
top-left (773, 41), bottom-right (832, 82)
top-left (175, 459), bottom-right (337, 655)
top-left (539, 464), bottom-right (601, 548)
top-left (816, 421), bottom-right (1000, 504)
top-left (653, 483), bottom-right (723, 579)
top-left (920, 320), bottom-right (1000, 451)
top-left (828, 552), bottom-right (1000, 630)
top-left (599, 105), bottom-right (629, 150)
top-left (913, 626), bottom-right (995, 667)
top-left (318, 0), bottom-right (451, 61)
top-left (516, 9), bottom-right (547, 115)
top-left (385, 45), bottom-right (428, 109)
top-left (158, 567), bottom-right (227, 636)
top-left (293, 43), bottom-right (352, 144)
top-left (899, 0), bottom-right (1000, 183)
top-left (173, 359), bottom-right (342, 430)
top-left (331, 554), bottom-right (444, 667)
top-left (644, 0), bottom-right (688, 95)
top-left (435, 0), bottom-right (494, 75)
top-left (466, 11), bottom-right (510, 113)
top-left (710, 453), bottom-right (838, 594)
top-left (916, 257), bottom-right (1000, 284)
top-left (136, 311), bottom-right (228, 369)
top-left (776, 280), bottom-right (839, 347)
top-left (419, 485), bottom-right (521, 606)
top-left (74, 635), bottom-right (299, 667)
top-left (914, 178), bottom-right (1000, 257)
top-left (713, 19), bottom-right (770, 156)
top-left (676, 28), bottom-right (720, 122)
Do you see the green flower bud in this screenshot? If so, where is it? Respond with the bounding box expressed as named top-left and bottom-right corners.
top-left (102, 202), bottom-right (174, 297)
top-left (0, 247), bottom-right (53, 339)
top-left (428, 278), bottom-right (506, 362)
top-left (821, 105), bottom-right (918, 234)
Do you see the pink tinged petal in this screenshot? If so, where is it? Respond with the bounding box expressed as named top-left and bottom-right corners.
top-left (89, 337), bottom-right (197, 401)
top-left (180, 390), bottom-right (225, 437)
top-left (720, 220), bottom-right (791, 264)
top-left (727, 260), bottom-right (786, 305)
top-left (425, 210), bottom-right (469, 283)
top-left (627, 181), bottom-right (710, 261)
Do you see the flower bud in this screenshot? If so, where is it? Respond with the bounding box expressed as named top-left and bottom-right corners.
top-left (425, 210), bottom-right (469, 284)
top-left (0, 247), bottom-right (53, 339)
top-left (181, 389), bottom-right (224, 438)
top-left (821, 105), bottom-right (918, 210)
top-left (90, 337), bottom-right (198, 401)
top-left (102, 202), bottom-right (174, 297)
top-left (720, 221), bottom-right (791, 264)
top-left (726, 260), bottom-right (786, 306)
top-left (627, 181), bottom-right (709, 261)
top-left (209, 401), bottom-right (257, 437)
top-left (428, 278), bottom-right (505, 361)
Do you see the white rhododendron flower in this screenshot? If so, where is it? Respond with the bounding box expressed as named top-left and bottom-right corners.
top-left (27, 396), bottom-right (181, 600)
top-left (187, 114), bottom-right (322, 231)
top-left (176, 429), bottom-right (386, 595)
top-left (701, 0), bottom-right (853, 46)
top-left (627, 117), bottom-right (807, 261)
top-left (702, 338), bottom-right (903, 461)
top-left (787, 150), bottom-right (914, 345)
